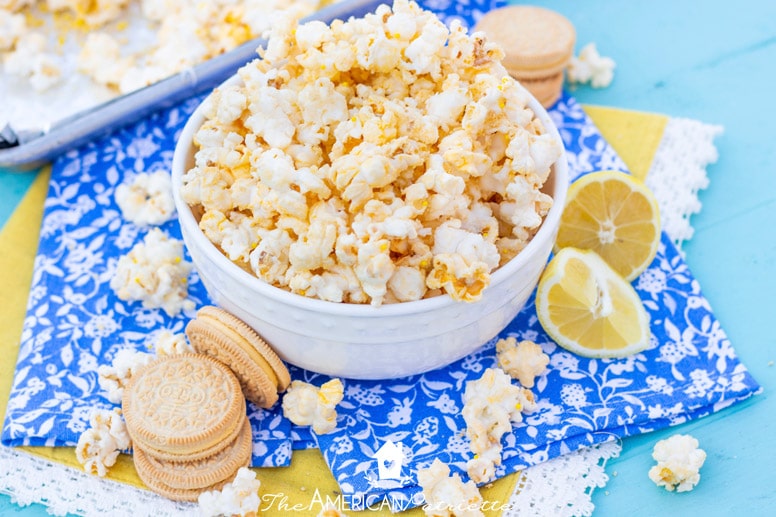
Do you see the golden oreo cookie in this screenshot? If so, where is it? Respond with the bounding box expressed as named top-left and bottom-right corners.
top-left (473, 5), bottom-right (576, 75)
top-left (519, 71), bottom-right (565, 108)
top-left (133, 418), bottom-right (253, 492)
top-left (186, 306), bottom-right (291, 409)
top-left (122, 353), bottom-right (246, 458)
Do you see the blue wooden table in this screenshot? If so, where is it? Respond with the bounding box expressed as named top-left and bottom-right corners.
top-left (2, 0), bottom-right (774, 515)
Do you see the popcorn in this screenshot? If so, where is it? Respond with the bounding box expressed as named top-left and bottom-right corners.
top-left (0, 8), bottom-right (26, 51)
top-left (75, 408), bottom-right (131, 477)
top-left (496, 337), bottom-right (549, 388)
top-left (281, 379), bottom-right (344, 435)
top-left (567, 43), bottom-right (616, 88)
top-left (3, 32), bottom-right (62, 92)
top-left (97, 348), bottom-right (154, 404)
top-left (417, 458), bottom-right (484, 517)
top-left (115, 171), bottom-right (176, 227)
top-left (109, 228), bottom-right (195, 316)
top-left (462, 368), bottom-right (536, 483)
top-left (182, 0), bottom-right (561, 306)
top-left (648, 434), bottom-right (707, 492)
top-left (154, 330), bottom-right (193, 356)
top-left (77, 32), bottom-right (134, 89)
top-left (198, 467), bottom-right (262, 517)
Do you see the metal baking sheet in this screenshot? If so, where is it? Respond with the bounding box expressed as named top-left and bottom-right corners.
top-left (0, 0), bottom-right (384, 171)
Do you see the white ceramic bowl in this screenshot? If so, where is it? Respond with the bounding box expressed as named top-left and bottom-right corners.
top-left (172, 80), bottom-right (568, 380)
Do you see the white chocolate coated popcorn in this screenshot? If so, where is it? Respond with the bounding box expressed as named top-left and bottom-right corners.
top-left (282, 379), bottom-right (344, 435)
top-left (0, 8), bottom-right (26, 51)
top-left (462, 367), bottom-right (536, 483)
top-left (567, 43), bottom-right (616, 88)
top-left (496, 337), bottom-right (549, 388)
top-left (97, 348), bottom-right (154, 404)
top-left (182, 0), bottom-right (561, 306)
top-left (417, 458), bottom-right (484, 517)
top-left (198, 467), bottom-right (262, 517)
top-left (75, 408), bottom-right (131, 477)
top-left (3, 32), bottom-right (62, 92)
top-left (648, 434), bottom-right (707, 492)
top-left (109, 228), bottom-right (195, 316)
top-left (154, 330), bottom-right (193, 356)
top-left (115, 171), bottom-right (176, 227)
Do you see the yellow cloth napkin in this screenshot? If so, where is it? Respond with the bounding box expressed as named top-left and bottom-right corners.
top-left (0, 107), bottom-right (668, 515)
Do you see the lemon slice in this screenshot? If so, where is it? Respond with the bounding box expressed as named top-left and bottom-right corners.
top-left (555, 170), bottom-right (660, 281)
top-left (536, 247), bottom-right (650, 358)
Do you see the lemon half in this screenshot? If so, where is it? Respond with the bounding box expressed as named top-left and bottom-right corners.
top-left (536, 247), bottom-right (650, 358)
top-left (555, 170), bottom-right (660, 282)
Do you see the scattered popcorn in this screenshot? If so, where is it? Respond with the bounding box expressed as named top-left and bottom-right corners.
top-left (77, 32), bottom-right (135, 89)
top-left (462, 368), bottom-right (536, 483)
top-left (0, 0), bottom-right (35, 13)
top-left (154, 330), bottom-right (193, 355)
top-left (198, 467), bottom-right (262, 517)
top-left (109, 228), bottom-right (195, 316)
top-left (567, 43), bottom-right (616, 88)
top-left (182, 0), bottom-right (561, 306)
top-left (115, 171), bottom-right (176, 227)
top-left (417, 458), bottom-right (484, 517)
top-left (3, 32), bottom-right (62, 91)
top-left (648, 434), bottom-right (707, 492)
top-left (75, 408), bottom-right (131, 477)
top-left (0, 8), bottom-right (26, 51)
top-left (97, 348), bottom-right (154, 404)
top-left (47, 0), bottom-right (130, 27)
top-left (495, 337), bottom-right (549, 388)
top-left (282, 379), bottom-right (344, 435)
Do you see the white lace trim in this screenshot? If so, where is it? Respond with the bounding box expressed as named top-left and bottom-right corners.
top-left (504, 441), bottom-right (622, 517)
top-left (0, 444), bottom-right (195, 516)
top-left (645, 117), bottom-right (724, 249)
top-left (0, 117), bottom-right (718, 516)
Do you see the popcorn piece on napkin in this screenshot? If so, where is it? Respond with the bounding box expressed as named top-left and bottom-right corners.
top-left (496, 337), bottom-right (549, 388)
top-left (648, 434), bottom-right (707, 492)
top-left (109, 228), bottom-right (195, 316)
top-left (567, 42), bottom-right (616, 88)
top-left (75, 408), bottom-right (131, 477)
top-left (417, 458), bottom-right (484, 517)
top-left (115, 170), bottom-right (176, 227)
top-left (462, 367), bottom-right (536, 484)
top-left (97, 348), bottom-right (154, 404)
top-left (154, 330), bottom-right (193, 356)
top-left (282, 379), bottom-right (344, 435)
top-left (198, 467), bottom-right (262, 517)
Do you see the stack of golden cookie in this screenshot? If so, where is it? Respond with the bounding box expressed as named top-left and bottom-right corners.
top-left (474, 4), bottom-right (576, 108)
top-left (122, 353), bottom-right (252, 502)
top-left (122, 306), bottom-right (291, 502)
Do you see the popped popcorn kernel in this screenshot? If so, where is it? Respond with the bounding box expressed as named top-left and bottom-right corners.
top-left (462, 368), bottom-right (536, 484)
top-left (648, 434), bottom-right (706, 492)
top-left (495, 337), bottom-right (549, 388)
top-left (567, 42), bottom-right (616, 88)
top-left (282, 378), bottom-right (344, 435)
top-left (183, 0), bottom-right (561, 306)
top-left (115, 170), bottom-right (176, 227)
top-left (198, 467), bottom-right (262, 517)
top-left (154, 330), bottom-right (193, 356)
top-left (75, 408), bottom-right (131, 477)
top-left (97, 348), bottom-right (154, 404)
top-left (417, 458), bottom-right (484, 517)
top-left (109, 228), bottom-right (195, 316)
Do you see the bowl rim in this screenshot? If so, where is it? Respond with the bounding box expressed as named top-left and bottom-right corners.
top-left (172, 76), bottom-right (569, 318)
